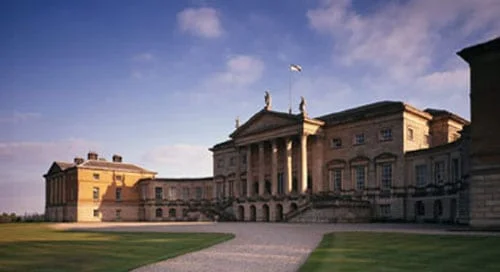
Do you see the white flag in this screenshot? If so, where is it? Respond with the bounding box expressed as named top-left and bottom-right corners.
top-left (290, 64), bottom-right (302, 72)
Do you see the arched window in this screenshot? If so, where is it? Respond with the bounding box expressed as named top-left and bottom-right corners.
top-left (155, 208), bottom-right (163, 218)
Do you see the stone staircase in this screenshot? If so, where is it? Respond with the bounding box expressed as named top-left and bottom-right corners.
top-left (286, 196), bottom-right (372, 223)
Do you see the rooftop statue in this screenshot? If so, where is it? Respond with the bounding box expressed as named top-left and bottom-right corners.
top-left (299, 96), bottom-right (307, 116)
top-left (264, 91), bottom-right (272, 110)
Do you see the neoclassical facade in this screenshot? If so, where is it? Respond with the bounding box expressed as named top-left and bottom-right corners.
top-left (45, 37), bottom-right (500, 225)
top-left (210, 98), bottom-right (469, 223)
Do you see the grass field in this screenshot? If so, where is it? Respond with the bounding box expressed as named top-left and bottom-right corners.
top-left (0, 223), bottom-right (233, 272)
top-left (300, 232), bottom-right (500, 272)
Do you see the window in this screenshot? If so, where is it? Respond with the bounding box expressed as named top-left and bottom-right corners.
top-left (407, 127), bottom-right (414, 141)
top-left (329, 169), bottom-right (342, 191)
top-left (93, 209), bottom-right (99, 218)
top-left (415, 165), bottom-right (427, 187)
top-left (434, 161), bottom-right (445, 184)
top-left (451, 158), bottom-right (460, 182)
top-left (169, 208), bottom-right (176, 218)
top-left (380, 128), bottom-right (392, 141)
top-left (355, 166), bottom-right (366, 190)
top-left (115, 187), bottom-right (122, 201)
top-left (242, 180), bottom-right (248, 196)
top-left (354, 133), bottom-right (365, 145)
top-left (380, 204), bottom-right (391, 217)
top-left (416, 201), bottom-right (425, 216)
top-left (93, 173), bottom-right (100, 180)
top-left (381, 164), bottom-right (392, 190)
top-left (241, 154), bottom-right (247, 165)
top-left (115, 209), bottom-right (121, 219)
top-left (155, 187), bottom-right (163, 200)
top-left (93, 187), bottom-right (99, 200)
top-left (155, 208), bottom-right (163, 218)
top-left (331, 138), bottom-right (342, 148)
top-left (217, 159), bottom-right (224, 168)
top-left (195, 187), bottom-right (203, 200)
top-left (115, 175), bottom-right (122, 181)
top-left (182, 187), bottom-right (190, 200)
top-left (229, 157), bottom-right (235, 166)
top-left (168, 187), bottom-right (177, 200)
top-left (228, 181), bottom-right (234, 197)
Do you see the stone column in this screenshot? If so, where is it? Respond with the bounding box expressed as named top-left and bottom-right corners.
top-left (246, 145), bottom-right (253, 197)
top-left (62, 176), bottom-right (66, 203)
top-left (259, 142), bottom-right (265, 195)
top-left (313, 136), bottom-right (324, 193)
top-left (299, 134), bottom-right (309, 193)
top-left (235, 147), bottom-right (241, 198)
top-left (271, 140), bottom-right (278, 195)
top-left (285, 137), bottom-right (293, 194)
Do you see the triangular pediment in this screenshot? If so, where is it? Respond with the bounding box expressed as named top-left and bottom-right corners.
top-left (231, 110), bottom-right (300, 138)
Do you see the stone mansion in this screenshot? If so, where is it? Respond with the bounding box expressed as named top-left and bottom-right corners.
top-left (45, 37), bottom-right (500, 228)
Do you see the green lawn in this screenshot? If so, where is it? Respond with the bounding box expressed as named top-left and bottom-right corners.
top-left (300, 232), bottom-right (500, 272)
top-left (0, 223), bottom-right (233, 272)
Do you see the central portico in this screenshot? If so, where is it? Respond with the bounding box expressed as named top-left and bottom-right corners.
top-left (230, 106), bottom-right (325, 198)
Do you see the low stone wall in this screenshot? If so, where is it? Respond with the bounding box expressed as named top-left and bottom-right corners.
top-left (289, 199), bottom-right (372, 223)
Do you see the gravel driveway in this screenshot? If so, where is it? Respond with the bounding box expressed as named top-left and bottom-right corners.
top-left (55, 222), bottom-right (500, 272)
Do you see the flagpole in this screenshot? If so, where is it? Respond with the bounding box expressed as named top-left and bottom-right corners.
top-left (288, 67), bottom-right (292, 114)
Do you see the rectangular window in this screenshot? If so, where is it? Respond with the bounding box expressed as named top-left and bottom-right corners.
top-left (380, 128), bottom-right (393, 141)
top-left (380, 204), bottom-right (391, 217)
top-left (168, 187), bottom-right (177, 200)
top-left (115, 187), bottom-right (122, 201)
top-left (415, 165), bottom-right (427, 187)
top-left (93, 187), bottom-right (99, 200)
top-left (242, 180), bottom-right (248, 196)
top-left (116, 209), bottom-right (121, 219)
top-left (407, 127), bottom-right (414, 141)
top-left (229, 157), bottom-right (235, 166)
top-left (115, 175), bottom-right (122, 181)
top-left (329, 169), bottom-right (342, 191)
top-left (93, 173), bottom-right (100, 180)
top-left (434, 161), bottom-right (445, 184)
top-left (241, 154), bottom-right (247, 165)
top-left (155, 187), bottom-right (163, 200)
top-left (228, 181), bottom-right (234, 197)
top-left (381, 164), bottom-right (392, 190)
top-left (451, 158), bottom-right (460, 182)
top-left (355, 166), bottom-right (366, 190)
top-left (217, 159), bottom-right (224, 168)
top-left (93, 209), bottom-right (99, 218)
top-left (354, 133), bottom-right (365, 145)
top-left (195, 187), bottom-right (202, 200)
top-left (182, 187), bottom-right (190, 200)
top-left (331, 138), bottom-right (342, 148)
top-left (277, 173), bottom-right (284, 194)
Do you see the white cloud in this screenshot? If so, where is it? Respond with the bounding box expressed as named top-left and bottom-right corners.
top-left (177, 7), bottom-right (223, 38)
top-left (0, 111), bottom-right (41, 123)
top-left (212, 55), bottom-right (264, 86)
top-left (0, 138), bottom-right (100, 165)
top-left (307, 0), bottom-right (500, 81)
top-left (305, 0), bottom-right (499, 118)
top-left (132, 53), bottom-right (154, 62)
top-left (142, 144), bottom-right (212, 177)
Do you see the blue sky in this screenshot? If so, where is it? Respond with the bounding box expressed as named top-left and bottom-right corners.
top-left (1, 0), bottom-right (499, 214)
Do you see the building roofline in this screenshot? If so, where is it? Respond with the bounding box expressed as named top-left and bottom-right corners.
top-left (457, 36), bottom-right (500, 63)
top-left (138, 177), bottom-right (213, 183)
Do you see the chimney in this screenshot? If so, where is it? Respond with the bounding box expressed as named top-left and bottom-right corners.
top-left (112, 154), bottom-right (123, 163)
top-left (87, 151), bottom-right (98, 160)
top-left (74, 157), bottom-right (84, 165)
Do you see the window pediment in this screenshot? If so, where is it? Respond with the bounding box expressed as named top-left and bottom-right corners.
top-left (374, 152), bottom-right (398, 163)
top-left (349, 156), bottom-right (370, 165)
